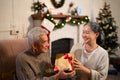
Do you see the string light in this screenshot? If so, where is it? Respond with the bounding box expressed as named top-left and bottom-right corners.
top-left (81, 21), bottom-right (84, 24)
top-left (85, 16), bottom-right (88, 20)
top-left (45, 13), bottom-right (89, 29)
top-left (47, 13), bottom-right (50, 16)
top-left (51, 18), bottom-right (54, 21)
top-left (73, 21), bottom-right (76, 23)
top-left (78, 22), bottom-right (80, 25)
top-left (62, 23), bottom-right (65, 26)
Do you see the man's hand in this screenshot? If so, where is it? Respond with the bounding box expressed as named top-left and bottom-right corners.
top-left (54, 70), bottom-right (76, 79)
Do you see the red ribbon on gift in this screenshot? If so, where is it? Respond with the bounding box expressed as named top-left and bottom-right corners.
top-left (54, 53), bottom-right (73, 72)
top-left (54, 65), bottom-right (59, 72)
top-left (64, 53), bottom-right (73, 67)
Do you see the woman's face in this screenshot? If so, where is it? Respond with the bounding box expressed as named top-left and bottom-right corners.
top-left (82, 24), bottom-right (99, 44)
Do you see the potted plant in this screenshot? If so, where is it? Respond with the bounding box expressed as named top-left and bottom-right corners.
top-left (31, 1), bottom-right (48, 26)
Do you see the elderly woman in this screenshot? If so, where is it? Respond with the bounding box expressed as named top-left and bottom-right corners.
top-left (16, 27), bottom-right (75, 80)
top-left (71, 22), bottom-right (109, 80)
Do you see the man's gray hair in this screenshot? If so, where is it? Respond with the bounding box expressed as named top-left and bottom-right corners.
top-left (27, 27), bottom-right (48, 47)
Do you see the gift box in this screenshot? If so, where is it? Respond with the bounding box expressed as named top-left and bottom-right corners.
top-left (54, 53), bottom-right (75, 72)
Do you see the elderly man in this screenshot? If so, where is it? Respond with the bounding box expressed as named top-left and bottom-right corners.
top-left (16, 27), bottom-right (75, 80)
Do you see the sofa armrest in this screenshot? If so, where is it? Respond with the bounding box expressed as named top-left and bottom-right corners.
top-left (0, 38), bottom-right (29, 80)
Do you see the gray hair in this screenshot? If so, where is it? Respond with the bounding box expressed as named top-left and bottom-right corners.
top-left (27, 27), bottom-right (48, 47)
top-left (84, 21), bottom-right (100, 33)
top-left (84, 21), bottom-right (105, 45)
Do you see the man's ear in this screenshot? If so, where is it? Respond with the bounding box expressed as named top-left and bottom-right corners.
top-left (32, 43), bottom-right (37, 50)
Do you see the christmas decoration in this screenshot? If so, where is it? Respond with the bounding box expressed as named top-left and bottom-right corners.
top-left (108, 64), bottom-right (118, 75)
top-left (51, 0), bottom-right (65, 8)
top-left (68, 2), bottom-right (74, 13)
top-left (31, 1), bottom-right (89, 30)
top-left (31, 1), bottom-right (47, 13)
top-left (96, 2), bottom-right (119, 55)
top-left (68, 2), bottom-right (81, 16)
top-left (45, 13), bottom-right (89, 29)
top-left (41, 18), bottom-right (55, 32)
top-left (77, 7), bottom-right (82, 15)
top-left (41, 18), bottom-right (55, 37)
top-left (31, 1), bottom-right (48, 20)
top-left (70, 8), bottom-right (78, 15)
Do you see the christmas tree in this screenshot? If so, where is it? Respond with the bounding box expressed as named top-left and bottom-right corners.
top-left (96, 2), bottom-right (119, 55)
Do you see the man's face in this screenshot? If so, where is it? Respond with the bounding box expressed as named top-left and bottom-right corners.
top-left (35, 34), bottom-right (50, 54)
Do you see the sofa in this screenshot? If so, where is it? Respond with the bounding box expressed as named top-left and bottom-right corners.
top-left (0, 38), bottom-right (29, 80)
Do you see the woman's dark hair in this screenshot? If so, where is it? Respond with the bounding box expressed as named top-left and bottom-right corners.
top-left (84, 21), bottom-right (105, 45)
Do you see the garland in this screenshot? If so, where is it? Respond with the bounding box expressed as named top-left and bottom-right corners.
top-left (45, 13), bottom-right (89, 29)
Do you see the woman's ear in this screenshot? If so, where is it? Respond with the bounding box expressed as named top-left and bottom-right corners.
top-left (96, 32), bottom-right (99, 38)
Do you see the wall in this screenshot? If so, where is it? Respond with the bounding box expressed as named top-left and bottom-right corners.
top-left (0, 0), bottom-right (120, 43)
top-left (109, 0), bottom-right (120, 43)
top-left (0, 0), bottom-right (33, 40)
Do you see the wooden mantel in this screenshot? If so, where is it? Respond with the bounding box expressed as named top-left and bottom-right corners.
top-left (51, 14), bottom-right (88, 19)
top-left (31, 13), bottom-right (88, 20)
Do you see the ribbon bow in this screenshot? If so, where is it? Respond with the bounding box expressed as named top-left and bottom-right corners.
top-left (64, 53), bottom-right (73, 67)
top-left (54, 53), bottom-right (73, 72)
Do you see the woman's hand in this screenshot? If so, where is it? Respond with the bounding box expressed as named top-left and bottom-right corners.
top-left (73, 59), bottom-right (91, 77)
top-left (73, 59), bottom-right (84, 71)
